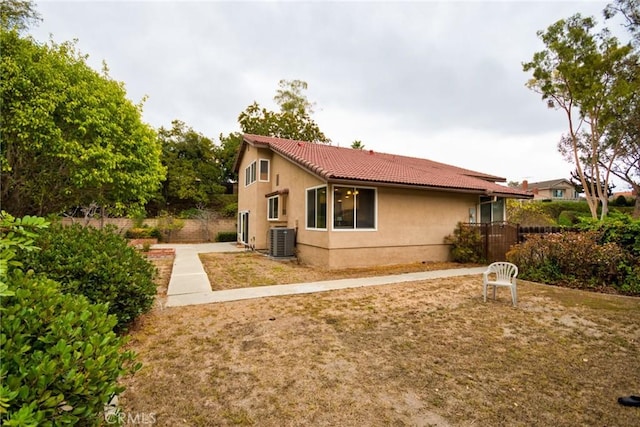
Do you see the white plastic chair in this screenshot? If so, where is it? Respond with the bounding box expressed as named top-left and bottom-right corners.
top-left (483, 262), bottom-right (518, 306)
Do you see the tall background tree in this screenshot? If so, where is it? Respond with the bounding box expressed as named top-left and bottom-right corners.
top-left (0, 0), bottom-right (40, 32)
top-left (0, 4), bottom-right (164, 217)
top-left (153, 120), bottom-right (225, 212)
top-left (351, 140), bottom-right (365, 149)
top-left (215, 132), bottom-right (243, 185)
top-left (237, 79), bottom-right (331, 143)
top-left (604, 0), bottom-right (640, 218)
top-left (215, 79), bottom-right (331, 186)
top-left (523, 13), bottom-right (636, 220)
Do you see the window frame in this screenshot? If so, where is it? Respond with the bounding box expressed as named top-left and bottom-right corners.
top-left (244, 161), bottom-right (256, 187)
top-left (479, 196), bottom-right (505, 223)
top-left (259, 159), bottom-right (270, 182)
top-left (267, 195), bottom-right (279, 221)
top-left (332, 185), bottom-right (377, 231)
top-left (306, 185), bottom-right (328, 230)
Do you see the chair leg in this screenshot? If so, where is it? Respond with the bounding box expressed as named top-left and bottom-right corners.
top-left (511, 286), bottom-right (517, 306)
top-left (483, 284), bottom-right (487, 302)
top-left (493, 285), bottom-right (496, 301)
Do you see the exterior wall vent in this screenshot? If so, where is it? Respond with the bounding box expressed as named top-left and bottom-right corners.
top-left (269, 228), bottom-right (295, 257)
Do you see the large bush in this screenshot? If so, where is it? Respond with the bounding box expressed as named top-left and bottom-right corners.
top-left (577, 213), bottom-right (640, 257)
top-left (444, 223), bottom-right (485, 263)
top-left (506, 199), bottom-right (556, 226)
top-left (1, 271), bottom-right (139, 426)
top-left (507, 230), bottom-right (638, 294)
top-left (22, 224), bottom-right (157, 331)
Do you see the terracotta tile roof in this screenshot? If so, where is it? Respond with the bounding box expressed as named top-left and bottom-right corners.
top-left (241, 134), bottom-right (531, 198)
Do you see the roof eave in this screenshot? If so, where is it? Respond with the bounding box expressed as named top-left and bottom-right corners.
top-left (327, 178), bottom-right (533, 198)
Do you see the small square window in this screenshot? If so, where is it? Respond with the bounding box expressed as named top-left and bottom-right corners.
top-left (259, 159), bottom-right (270, 182)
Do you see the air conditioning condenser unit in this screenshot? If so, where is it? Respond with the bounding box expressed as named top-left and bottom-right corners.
top-left (269, 228), bottom-right (295, 257)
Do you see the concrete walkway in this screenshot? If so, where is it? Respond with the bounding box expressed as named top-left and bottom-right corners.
top-left (158, 243), bottom-right (487, 307)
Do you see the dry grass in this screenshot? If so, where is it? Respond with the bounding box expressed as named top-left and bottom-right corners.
top-left (200, 252), bottom-right (480, 290)
top-left (124, 254), bottom-right (640, 426)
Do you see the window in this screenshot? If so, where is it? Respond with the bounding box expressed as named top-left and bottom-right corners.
top-left (306, 186), bottom-right (327, 229)
top-left (267, 196), bottom-right (279, 220)
top-left (479, 196), bottom-right (505, 223)
top-left (244, 161), bottom-right (256, 186)
top-left (333, 186), bottom-right (376, 230)
top-left (259, 159), bottom-right (270, 182)
top-left (552, 189), bottom-right (564, 198)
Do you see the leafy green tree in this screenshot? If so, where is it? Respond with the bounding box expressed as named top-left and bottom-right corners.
top-left (0, 0), bottom-right (40, 32)
top-left (273, 79), bottom-right (316, 115)
top-left (351, 140), bottom-right (365, 149)
top-left (569, 168), bottom-right (615, 197)
top-left (605, 0), bottom-right (640, 44)
top-left (604, 0), bottom-right (640, 218)
top-left (0, 30), bottom-right (165, 216)
top-left (155, 120), bottom-right (224, 210)
top-left (523, 14), bottom-right (635, 220)
top-left (238, 79), bottom-right (330, 143)
top-left (216, 132), bottom-right (243, 184)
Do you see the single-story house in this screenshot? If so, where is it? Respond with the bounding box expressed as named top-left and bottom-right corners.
top-left (234, 134), bottom-right (532, 269)
top-left (520, 179), bottom-right (580, 201)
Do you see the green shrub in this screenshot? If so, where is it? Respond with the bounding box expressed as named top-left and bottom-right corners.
top-left (22, 224), bottom-right (157, 331)
top-left (216, 231), bottom-right (237, 242)
top-left (1, 271), bottom-right (139, 426)
top-left (557, 210), bottom-right (581, 226)
top-left (536, 201), bottom-right (592, 220)
top-left (221, 201), bottom-right (238, 218)
top-left (506, 199), bottom-right (556, 226)
top-left (577, 213), bottom-right (640, 257)
top-left (124, 226), bottom-right (161, 239)
top-left (178, 208), bottom-right (200, 219)
top-left (507, 231), bottom-right (635, 293)
top-left (156, 211), bottom-right (185, 242)
top-left (612, 195), bottom-right (629, 206)
top-left (444, 222), bottom-right (485, 263)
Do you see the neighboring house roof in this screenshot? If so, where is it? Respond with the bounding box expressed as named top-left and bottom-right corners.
top-left (521, 179), bottom-right (575, 190)
top-left (611, 190), bottom-right (637, 199)
top-left (236, 134), bottom-right (531, 198)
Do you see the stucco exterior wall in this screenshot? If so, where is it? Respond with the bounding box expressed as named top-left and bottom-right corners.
top-left (320, 187), bottom-right (475, 268)
top-left (237, 142), bottom-right (483, 268)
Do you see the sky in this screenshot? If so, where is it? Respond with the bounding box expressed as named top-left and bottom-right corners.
top-left (30, 0), bottom-right (631, 189)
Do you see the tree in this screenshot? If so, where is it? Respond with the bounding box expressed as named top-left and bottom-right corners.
top-left (523, 14), bottom-right (635, 220)
top-left (273, 79), bottom-right (315, 115)
top-left (1, 31), bottom-right (165, 216)
top-left (216, 132), bottom-right (243, 185)
top-left (604, 0), bottom-right (640, 218)
top-left (569, 168), bottom-right (614, 197)
top-left (605, 0), bottom-right (640, 44)
top-left (351, 140), bottom-right (365, 149)
top-left (0, 0), bottom-right (40, 32)
top-left (155, 120), bottom-right (224, 211)
top-left (238, 79), bottom-right (330, 143)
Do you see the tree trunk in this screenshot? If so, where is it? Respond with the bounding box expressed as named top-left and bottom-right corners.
top-left (633, 184), bottom-right (640, 219)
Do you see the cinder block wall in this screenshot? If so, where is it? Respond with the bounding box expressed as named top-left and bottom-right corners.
top-left (61, 217), bottom-right (236, 243)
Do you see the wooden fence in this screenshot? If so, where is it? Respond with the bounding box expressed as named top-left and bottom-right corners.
top-left (463, 222), bottom-right (572, 263)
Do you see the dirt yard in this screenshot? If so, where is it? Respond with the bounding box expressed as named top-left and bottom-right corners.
top-left (199, 252), bottom-right (480, 290)
top-left (126, 254), bottom-right (640, 426)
